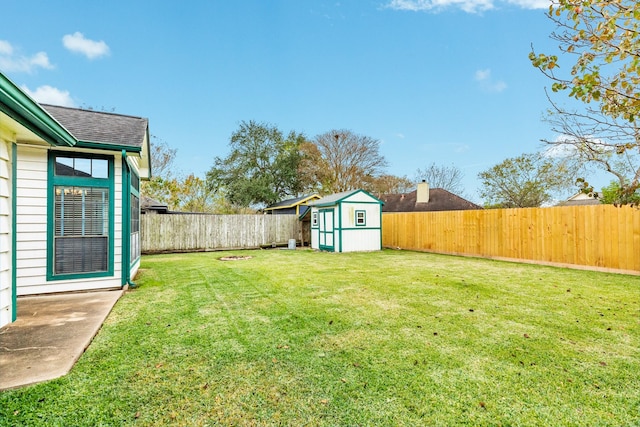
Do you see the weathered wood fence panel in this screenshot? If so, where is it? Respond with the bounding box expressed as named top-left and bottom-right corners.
top-left (141, 214), bottom-right (299, 254)
top-left (382, 205), bottom-right (640, 274)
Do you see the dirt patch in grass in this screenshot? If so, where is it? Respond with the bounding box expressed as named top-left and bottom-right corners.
top-left (218, 255), bottom-right (252, 261)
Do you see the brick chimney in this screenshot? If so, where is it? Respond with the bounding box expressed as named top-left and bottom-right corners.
top-left (416, 180), bottom-right (429, 204)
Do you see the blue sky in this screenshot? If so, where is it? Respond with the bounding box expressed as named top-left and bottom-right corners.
top-left (2, 0), bottom-right (598, 202)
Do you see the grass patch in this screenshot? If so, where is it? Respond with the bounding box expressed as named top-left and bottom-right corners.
top-left (1, 249), bottom-right (639, 426)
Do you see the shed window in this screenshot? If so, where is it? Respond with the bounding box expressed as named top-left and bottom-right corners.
top-left (355, 210), bottom-right (366, 226)
top-left (312, 211), bottom-right (319, 227)
top-left (49, 153), bottom-right (113, 278)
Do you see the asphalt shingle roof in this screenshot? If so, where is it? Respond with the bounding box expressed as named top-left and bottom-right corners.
top-left (265, 195), bottom-right (319, 209)
top-left (380, 188), bottom-right (482, 212)
top-left (42, 104), bottom-right (148, 149)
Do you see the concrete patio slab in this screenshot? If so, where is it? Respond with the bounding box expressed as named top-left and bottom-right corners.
top-left (0, 290), bottom-right (123, 391)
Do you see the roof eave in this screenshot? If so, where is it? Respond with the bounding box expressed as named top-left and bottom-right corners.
top-left (0, 73), bottom-right (77, 147)
top-left (76, 140), bottom-right (143, 152)
top-left (265, 194), bottom-right (320, 210)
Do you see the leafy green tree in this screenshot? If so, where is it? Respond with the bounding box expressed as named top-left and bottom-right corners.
top-left (478, 152), bottom-right (578, 208)
top-left (207, 120), bottom-right (307, 208)
top-left (141, 136), bottom-right (181, 207)
top-left (599, 180), bottom-right (640, 206)
top-left (179, 174), bottom-right (219, 212)
top-left (299, 130), bottom-right (388, 194)
top-left (530, 0), bottom-right (640, 203)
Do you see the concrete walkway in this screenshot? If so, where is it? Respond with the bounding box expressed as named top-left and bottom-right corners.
top-left (0, 290), bottom-right (123, 391)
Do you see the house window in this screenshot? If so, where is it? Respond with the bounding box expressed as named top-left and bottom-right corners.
top-left (130, 171), bottom-right (140, 264)
top-left (355, 210), bottom-right (366, 226)
top-left (312, 211), bottom-right (319, 227)
top-left (49, 153), bottom-right (113, 278)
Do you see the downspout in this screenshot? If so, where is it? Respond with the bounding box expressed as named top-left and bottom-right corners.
top-left (11, 143), bottom-right (17, 321)
top-left (121, 150), bottom-right (136, 288)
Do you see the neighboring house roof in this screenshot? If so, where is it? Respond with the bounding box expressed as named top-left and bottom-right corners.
top-left (263, 194), bottom-right (321, 211)
top-left (141, 195), bottom-right (169, 214)
top-left (308, 189), bottom-right (384, 208)
top-left (42, 104), bottom-right (148, 151)
top-left (380, 188), bottom-right (482, 212)
top-left (556, 192), bottom-right (600, 207)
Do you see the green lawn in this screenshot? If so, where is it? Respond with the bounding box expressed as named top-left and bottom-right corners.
top-left (1, 249), bottom-right (639, 426)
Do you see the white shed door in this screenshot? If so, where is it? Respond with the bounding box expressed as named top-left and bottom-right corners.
top-left (319, 209), bottom-right (334, 252)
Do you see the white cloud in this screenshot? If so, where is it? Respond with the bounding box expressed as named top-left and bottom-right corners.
top-left (0, 40), bottom-right (13, 55)
top-left (384, 0), bottom-right (548, 13)
top-left (62, 32), bottom-right (110, 59)
top-left (474, 69), bottom-right (491, 81)
top-left (0, 40), bottom-right (54, 73)
top-left (506, 0), bottom-right (550, 8)
top-left (474, 68), bottom-right (507, 93)
top-left (454, 143), bottom-right (470, 153)
top-left (21, 85), bottom-right (76, 107)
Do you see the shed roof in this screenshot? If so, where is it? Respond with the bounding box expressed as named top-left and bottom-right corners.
top-left (380, 188), bottom-right (481, 212)
top-left (264, 194), bottom-right (320, 210)
top-left (42, 104), bottom-right (148, 151)
top-left (308, 189), bottom-right (383, 207)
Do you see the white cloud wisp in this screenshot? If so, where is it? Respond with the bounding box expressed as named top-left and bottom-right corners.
top-left (385, 0), bottom-right (549, 13)
top-left (0, 40), bottom-right (54, 73)
top-left (21, 85), bottom-right (76, 107)
top-left (474, 68), bottom-right (507, 93)
top-left (62, 32), bottom-right (110, 59)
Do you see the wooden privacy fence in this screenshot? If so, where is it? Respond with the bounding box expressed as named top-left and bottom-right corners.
top-left (382, 205), bottom-right (640, 274)
top-left (141, 214), bottom-right (299, 254)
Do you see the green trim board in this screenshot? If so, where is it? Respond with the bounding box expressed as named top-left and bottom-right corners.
top-left (340, 201), bottom-right (382, 205)
top-left (0, 73), bottom-right (76, 147)
top-left (77, 140), bottom-right (142, 153)
top-left (338, 202), bottom-right (343, 253)
top-left (341, 226), bottom-right (382, 231)
top-left (11, 143), bottom-right (17, 322)
top-left (46, 151), bottom-right (115, 281)
top-left (379, 204), bottom-right (383, 249)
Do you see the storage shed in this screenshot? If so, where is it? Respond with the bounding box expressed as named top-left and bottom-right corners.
top-left (308, 189), bottom-right (383, 253)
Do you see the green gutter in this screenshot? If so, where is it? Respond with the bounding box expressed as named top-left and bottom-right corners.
top-left (77, 140), bottom-right (142, 153)
top-left (11, 143), bottom-right (17, 322)
top-left (0, 73), bottom-right (76, 147)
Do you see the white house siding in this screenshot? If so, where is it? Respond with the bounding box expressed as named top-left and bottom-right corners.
top-left (15, 146), bottom-right (123, 295)
top-left (0, 135), bottom-right (13, 328)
